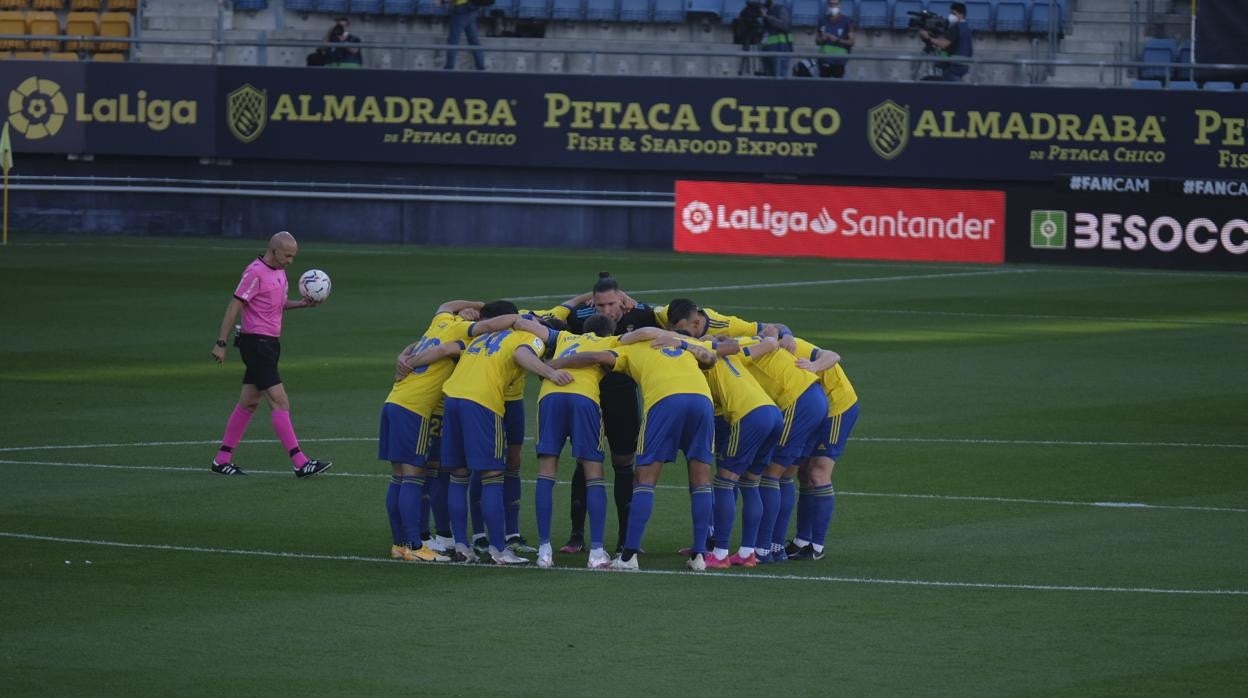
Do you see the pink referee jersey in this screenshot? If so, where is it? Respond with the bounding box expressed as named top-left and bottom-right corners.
top-left (233, 256), bottom-right (288, 338)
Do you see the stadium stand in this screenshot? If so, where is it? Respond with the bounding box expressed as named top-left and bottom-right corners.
top-left (235, 0), bottom-right (271, 9)
top-left (0, 11), bottom-right (25, 49)
top-left (315, 0), bottom-right (350, 12)
top-left (69, 0), bottom-right (101, 8)
top-left (1138, 36), bottom-right (1176, 81)
top-left (1202, 81), bottom-right (1235, 91)
top-left (1131, 78), bottom-right (1162, 88)
top-left (856, 0), bottom-right (887, 28)
top-left (381, 0), bottom-right (414, 13)
top-left (1167, 79), bottom-right (1197, 89)
top-left (551, 0), bottom-right (584, 20)
top-left (33, 0), bottom-right (67, 10)
top-left (962, 1), bottom-right (990, 32)
top-left (1172, 39), bottom-right (1190, 81)
top-left (993, 0), bottom-right (1025, 31)
top-left (685, 0), bottom-right (721, 18)
top-left (789, 0), bottom-right (821, 28)
top-left (351, 0), bottom-right (383, 13)
top-left (90, 48), bottom-right (122, 58)
top-left (27, 9), bottom-right (60, 49)
top-left (1027, 0), bottom-right (1062, 34)
top-left (97, 10), bottom-right (130, 51)
top-left (585, 0), bottom-right (617, 21)
top-left (891, 1), bottom-right (919, 30)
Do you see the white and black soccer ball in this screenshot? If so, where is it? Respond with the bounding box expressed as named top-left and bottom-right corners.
top-left (298, 269), bottom-right (332, 303)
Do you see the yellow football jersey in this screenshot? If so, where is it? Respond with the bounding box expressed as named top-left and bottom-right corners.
top-left (538, 331), bottom-right (620, 403)
top-left (384, 312), bottom-right (474, 418)
top-left (443, 329), bottom-right (547, 416)
top-left (685, 338), bottom-right (774, 423)
top-left (609, 342), bottom-right (711, 414)
top-left (736, 336), bottom-right (819, 409)
top-left (502, 305), bottom-right (567, 401)
top-left (653, 305), bottom-right (762, 339)
top-left (792, 337), bottom-right (859, 417)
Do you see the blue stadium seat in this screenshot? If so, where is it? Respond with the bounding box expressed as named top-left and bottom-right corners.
top-left (619, 0), bottom-right (651, 20)
top-left (856, 0), bottom-right (889, 28)
top-left (351, 0), bottom-right (383, 12)
top-left (285, 0), bottom-right (318, 11)
top-left (1028, 1), bottom-right (1062, 34)
top-left (892, 1), bottom-right (922, 30)
top-left (516, 0), bottom-right (550, 16)
top-left (414, 0), bottom-right (448, 14)
top-left (1131, 79), bottom-right (1163, 89)
top-left (1173, 40), bottom-right (1191, 81)
top-left (586, 0), bottom-right (618, 19)
top-left (963, 1), bottom-right (990, 31)
top-left (994, 1), bottom-right (1025, 31)
top-left (653, 0), bottom-right (683, 20)
top-left (381, 0), bottom-right (416, 11)
top-left (790, 0), bottom-right (822, 26)
top-left (1139, 37), bottom-right (1176, 81)
top-left (316, 0), bottom-right (350, 12)
top-left (686, 0), bottom-right (722, 17)
top-left (1168, 80), bottom-right (1198, 90)
top-left (234, 0), bottom-right (269, 10)
top-left (1203, 81), bottom-right (1235, 91)
top-left (551, 0), bottom-right (584, 18)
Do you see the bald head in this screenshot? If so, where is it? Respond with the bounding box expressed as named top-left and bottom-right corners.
top-left (264, 230), bottom-right (298, 268)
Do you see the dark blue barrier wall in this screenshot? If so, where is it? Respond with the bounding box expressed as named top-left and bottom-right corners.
top-left (4, 62), bottom-right (1245, 182)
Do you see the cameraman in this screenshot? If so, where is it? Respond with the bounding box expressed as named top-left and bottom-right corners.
top-left (758, 0), bottom-right (794, 78)
top-left (816, 0), bottom-right (854, 78)
top-left (919, 1), bottom-right (972, 82)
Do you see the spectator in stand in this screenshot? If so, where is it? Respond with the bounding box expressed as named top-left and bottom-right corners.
top-left (441, 0), bottom-right (487, 71)
top-left (328, 17), bottom-right (363, 68)
top-left (759, 0), bottom-right (794, 77)
top-left (816, 0), bottom-right (854, 78)
top-left (919, 2), bottom-right (973, 82)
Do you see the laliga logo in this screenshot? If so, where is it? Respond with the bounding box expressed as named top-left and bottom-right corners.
top-left (682, 199), bottom-right (839, 238)
top-left (8, 76), bottom-right (69, 140)
top-left (682, 200), bottom-right (713, 234)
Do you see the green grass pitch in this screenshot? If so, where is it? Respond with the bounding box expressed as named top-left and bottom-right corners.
top-left (1, 236), bottom-right (1245, 695)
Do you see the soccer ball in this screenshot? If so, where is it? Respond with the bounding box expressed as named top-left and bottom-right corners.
top-left (298, 269), bottom-right (332, 302)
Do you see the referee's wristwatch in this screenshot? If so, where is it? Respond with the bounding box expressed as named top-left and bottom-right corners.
top-left (215, 339), bottom-right (228, 348)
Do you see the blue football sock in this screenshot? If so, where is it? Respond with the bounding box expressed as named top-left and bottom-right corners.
top-left (481, 475), bottom-right (507, 552)
top-left (505, 470), bottom-right (522, 538)
top-left (398, 475), bottom-right (426, 547)
top-left (691, 484), bottom-right (713, 554)
top-left (756, 476), bottom-right (781, 551)
top-left (811, 486), bottom-right (837, 547)
top-left (448, 474), bottom-right (470, 546)
top-left (795, 486), bottom-right (815, 542)
top-left (385, 476), bottom-right (403, 546)
top-left (773, 477), bottom-right (797, 547)
top-left (419, 469), bottom-right (435, 540)
top-left (586, 477), bottom-right (607, 550)
top-left (469, 471), bottom-right (484, 539)
top-left (624, 484), bottom-right (655, 552)
top-left (429, 469), bottom-right (450, 536)
top-left (535, 474), bottom-right (557, 545)
top-left (711, 476), bottom-right (737, 554)
top-left (737, 478), bottom-right (762, 552)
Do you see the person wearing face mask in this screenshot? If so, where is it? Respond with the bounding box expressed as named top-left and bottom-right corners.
top-left (815, 0), bottom-right (854, 78)
top-left (918, 1), bottom-right (973, 82)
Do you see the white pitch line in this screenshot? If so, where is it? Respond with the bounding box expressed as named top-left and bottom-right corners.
top-left (726, 305), bottom-right (1248, 329)
top-left (1, 531), bottom-right (1242, 597)
top-left (2, 458), bottom-right (1245, 514)
top-left (509, 269), bottom-right (1035, 302)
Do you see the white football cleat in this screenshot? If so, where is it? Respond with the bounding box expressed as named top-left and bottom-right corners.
top-left (686, 553), bottom-right (707, 572)
top-left (537, 543), bottom-right (554, 568)
top-left (489, 546), bottom-right (531, 566)
top-left (587, 548), bottom-right (613, 569)
top-left (610, 554), bottom-right (639, 572)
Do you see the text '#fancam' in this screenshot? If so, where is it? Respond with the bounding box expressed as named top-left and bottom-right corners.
top-left (673, 181), bottom-right (1005, 264)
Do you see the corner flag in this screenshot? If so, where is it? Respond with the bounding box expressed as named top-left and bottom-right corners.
top-left (1, 121), bottom-right (11, 245)
top-left (0, 122), bottom-right (12, 174)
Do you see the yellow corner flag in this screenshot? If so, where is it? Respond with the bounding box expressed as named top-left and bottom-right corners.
top-left (0, 122), bottom-right (12, 174)
top-left (1, 121), bottom-right (11, 245)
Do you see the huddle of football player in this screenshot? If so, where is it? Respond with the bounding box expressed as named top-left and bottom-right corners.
top-left (378, 274), bottom-right (859, 572)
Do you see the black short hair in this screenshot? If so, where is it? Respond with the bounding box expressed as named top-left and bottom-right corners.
top-left (583, 314), bottom-right (616, 337)
top-left (950, 2), bottom-right (966, 14)
top-left (541, 316), bottom-right (568, 333)
top-left (479, 300), bottom-right (518, 319)
top-left (592, 274), bottom-right (619, 295)
top-left (666, 298), bottom-right (699, 326)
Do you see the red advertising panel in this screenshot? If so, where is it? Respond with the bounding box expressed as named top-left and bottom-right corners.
top-left (674, 181), bottom-right (1006, 264)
